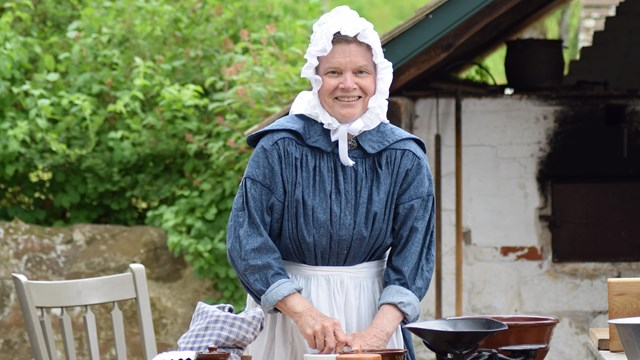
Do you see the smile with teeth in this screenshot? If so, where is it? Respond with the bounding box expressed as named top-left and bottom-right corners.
top-left (335, 96), bottom-right (361, 102)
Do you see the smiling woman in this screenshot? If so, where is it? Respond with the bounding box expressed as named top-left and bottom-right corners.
top-left (226, 5), bottom-right (435, 360)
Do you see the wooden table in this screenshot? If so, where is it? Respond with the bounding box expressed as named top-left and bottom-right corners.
top-left (588, 341), bottom-right (628, 360)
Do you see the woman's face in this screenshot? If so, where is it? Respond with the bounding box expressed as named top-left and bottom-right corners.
top-left (317, 42), bottom-right (376, 123)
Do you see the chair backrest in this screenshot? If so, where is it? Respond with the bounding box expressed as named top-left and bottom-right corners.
top-left (12, 263), bottom-right (157, 360)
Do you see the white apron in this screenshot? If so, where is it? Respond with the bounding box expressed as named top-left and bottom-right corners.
top-left (244, 260), bottom-right (403, 360)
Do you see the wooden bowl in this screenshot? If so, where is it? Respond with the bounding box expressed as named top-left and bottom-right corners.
top-left (340, 348), bottom-right (406, 360)
top-left (363, 349), bottom-right (407, 360)
top-left (336, 353), bottom-right (381, 360)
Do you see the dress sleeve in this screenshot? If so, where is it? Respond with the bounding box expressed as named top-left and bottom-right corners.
top-left (379, 150), bottom-right (436, 323)
top-left (226, 142), bottom-right (302, 312)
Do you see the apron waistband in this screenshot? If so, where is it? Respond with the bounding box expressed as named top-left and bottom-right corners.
top-left (283, 260), bottom-right (385, 278)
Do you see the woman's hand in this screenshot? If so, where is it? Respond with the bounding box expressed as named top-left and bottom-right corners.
top-left (276, 293), bottom-right (348, 353)
top-left (291, 305), bottom-right (349, 352)
top-left (347, 304), bottom-right (405, 350)
top-left (346, 325), bottom-right (389, 350)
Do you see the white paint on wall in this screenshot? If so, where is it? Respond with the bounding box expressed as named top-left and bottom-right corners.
top-left (409, 95), bottom-right (640, 360)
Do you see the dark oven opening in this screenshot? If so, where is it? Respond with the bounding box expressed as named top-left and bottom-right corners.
top-left (539, 101), bottom-right (640, 262)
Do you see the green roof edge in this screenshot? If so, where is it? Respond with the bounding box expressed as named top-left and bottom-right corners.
top-left (383, 0), bottom-right (495, 69)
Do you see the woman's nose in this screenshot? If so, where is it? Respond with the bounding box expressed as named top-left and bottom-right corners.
top-left (339, 74), bottom-right (356, 89)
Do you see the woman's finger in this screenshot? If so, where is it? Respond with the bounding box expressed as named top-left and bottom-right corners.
top-left (321, 332), bottom-right (336, 353)
top-left (315, 334), bottom-right (325, 351)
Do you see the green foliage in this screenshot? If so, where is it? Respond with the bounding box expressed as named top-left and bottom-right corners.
top-left (323, 0), bottom-right (432, 33)
top-left (1, 0), bottom-right (430, 308)
top-left (0, 0), bottom-right (320, 307)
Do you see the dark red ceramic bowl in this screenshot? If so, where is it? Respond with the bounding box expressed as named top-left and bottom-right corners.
top-left (449, 315), bottom-right (559, 360)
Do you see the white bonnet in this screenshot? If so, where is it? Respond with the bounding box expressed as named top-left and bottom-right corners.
top-left (289, 5), bottom-right (393, 166)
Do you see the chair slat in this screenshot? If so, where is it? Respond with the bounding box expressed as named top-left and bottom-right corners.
top-left (112, 302), bottom-right (127, 360)
top-left (28, 273), bottom-right (137, 308)
top-left (59, 308), bottom-right (77, 360)
top-left (83, 306), bottom-right (100, 360)
top-left (40, 309), bottom-right (58, 360)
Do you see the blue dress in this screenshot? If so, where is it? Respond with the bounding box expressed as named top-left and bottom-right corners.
top-left (226, 114), bottom-right (435, 356)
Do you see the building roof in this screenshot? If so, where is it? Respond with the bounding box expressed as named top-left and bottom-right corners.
top-left (382, 0), bottom-right (572, 95)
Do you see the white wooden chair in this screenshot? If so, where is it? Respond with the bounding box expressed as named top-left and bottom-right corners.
top-left (12, 263), bottom-right (157, 360)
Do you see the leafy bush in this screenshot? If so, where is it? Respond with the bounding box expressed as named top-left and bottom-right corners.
top-left (1, 0), bottom-right (433, 307)
top-left (0, 0), bottom-right (319, 306)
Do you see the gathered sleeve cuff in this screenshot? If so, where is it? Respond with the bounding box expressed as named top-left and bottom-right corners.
top-left (379, 285), bottom-right (421, 323)
top-left (261, 279), bottom-right (303, 313)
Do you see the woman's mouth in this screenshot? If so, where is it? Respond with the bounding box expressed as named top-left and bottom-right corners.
top-left (335, 96), bottom-right (361, 102)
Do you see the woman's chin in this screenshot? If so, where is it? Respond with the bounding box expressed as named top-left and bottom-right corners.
top-left (334, 112), bottom-right (365, 124)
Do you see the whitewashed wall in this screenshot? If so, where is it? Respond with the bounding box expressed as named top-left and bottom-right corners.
top-left (409, 96), bottom-right (640, 360)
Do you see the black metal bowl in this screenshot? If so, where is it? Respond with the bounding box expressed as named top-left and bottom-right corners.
top-left (404, 318), bottom-right (508, 356)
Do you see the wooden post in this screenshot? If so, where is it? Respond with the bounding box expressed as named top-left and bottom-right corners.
top-left (455, 91), bottom-right (463, 316)
top-left (434, 96), bottom-right (442, 319)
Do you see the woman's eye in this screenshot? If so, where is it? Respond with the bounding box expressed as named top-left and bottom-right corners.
top-left (355, 69), bottom-right (370, 76)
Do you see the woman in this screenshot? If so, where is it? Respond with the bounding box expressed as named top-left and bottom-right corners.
top-left (226, 6), bottom-right (435, 360)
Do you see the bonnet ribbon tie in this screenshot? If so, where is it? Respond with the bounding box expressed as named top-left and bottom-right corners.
top-left (331, 121), bottom-right (364, 166)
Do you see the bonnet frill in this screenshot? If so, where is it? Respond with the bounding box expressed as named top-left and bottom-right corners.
top-left (289, 5), bottom-right (393, 166)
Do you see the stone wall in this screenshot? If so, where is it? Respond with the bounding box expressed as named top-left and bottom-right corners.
top-left (0, 219), bottom-right (215, 358)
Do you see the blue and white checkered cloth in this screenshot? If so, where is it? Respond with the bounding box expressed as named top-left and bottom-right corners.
top-left (177, 302), bottom-right (264, 360)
